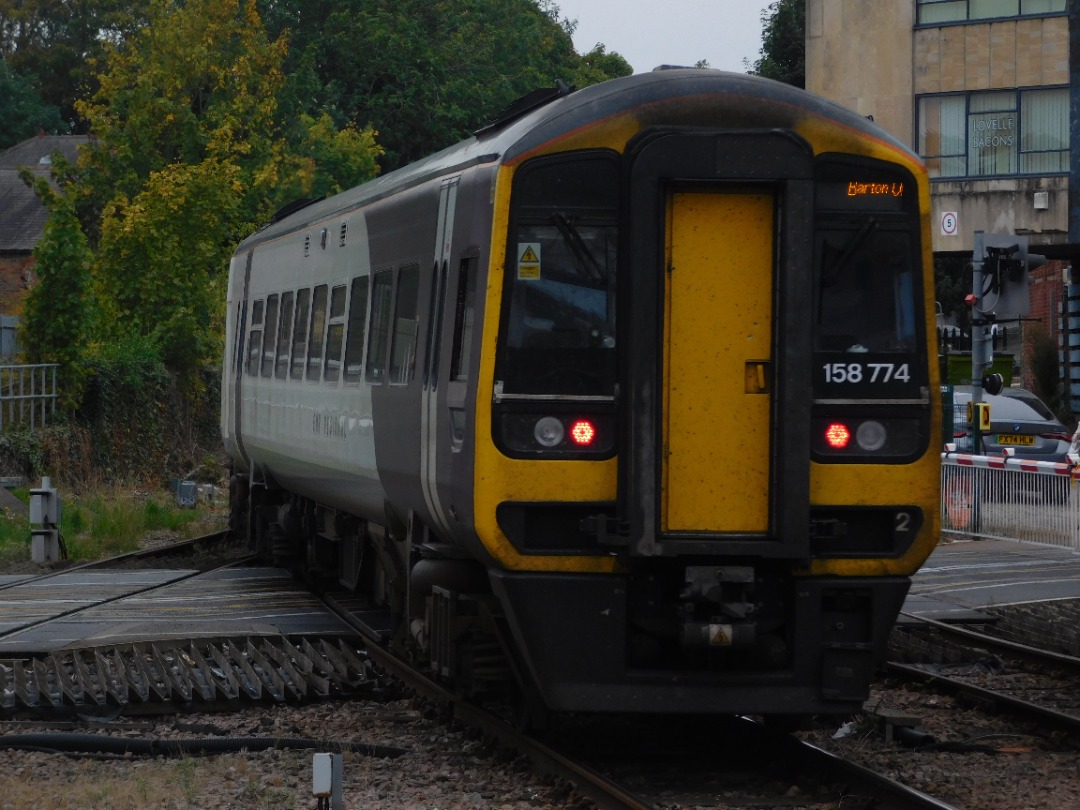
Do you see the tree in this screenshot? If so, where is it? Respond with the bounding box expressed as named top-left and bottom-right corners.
top-left (749, 0), bottom-right (804, 88)
top-left (261, 0), bottom-right (630, 171)
top-left (26, 0), bottom-right (382, 387)
top-left (0, 62), bottom-right (67, 149)
top-left (571, 44), bottom-right (633, 88)
top-left (0, 0), bottom-right (150, 130)
top-left (16, 166), bottom-right (94, 408)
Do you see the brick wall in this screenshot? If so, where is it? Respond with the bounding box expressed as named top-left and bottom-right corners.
top-left (1023, 261), bottom-right (1065, 390)
top-left (0, 255), bottom-right (33, 316)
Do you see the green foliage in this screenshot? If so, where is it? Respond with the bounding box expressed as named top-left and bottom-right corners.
top-left (570, 45), bottom-right (633, 87)
top-left (95, 159), bottom-right (241, 375)
top-left (292, 113), bottom-right (384, 199)
top-left (18, 0), bottom-right (381, 392)
top-left (0, 490), bottom-right (210, 561)
top-left (264, 0), bottom-right (630, 171)
top-left (0, 337), bottom-right (221, 490)
top-left (62, 493), bottom-right (203, 558)
top-left (0, 62), bottom-right (67, 149)
top-left (0, 0), bottom-right (150, 130)
top-left (16, 167), bottom-right (94, 408)
top-left (749, 0), bottom-right (805, 88)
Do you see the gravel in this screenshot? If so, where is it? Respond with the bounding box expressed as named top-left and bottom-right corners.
top-left (0, 700), bottom-right (572, 810)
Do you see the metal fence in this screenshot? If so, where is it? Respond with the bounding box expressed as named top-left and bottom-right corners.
top-left (0, 364), bottom-right (58, 431)
top-left (941, 453), bottom-right (1080, 550)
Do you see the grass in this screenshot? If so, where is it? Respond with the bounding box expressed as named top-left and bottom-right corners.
top-left (0, 484), bottom-right (226, 563)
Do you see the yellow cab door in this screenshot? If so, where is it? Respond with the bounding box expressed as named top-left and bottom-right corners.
top-left (662, 190), bottom-right (774, 534)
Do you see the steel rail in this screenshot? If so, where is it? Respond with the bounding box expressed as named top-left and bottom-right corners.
top-left (897, 610), bottom-right (1080, 672)
top-left (776, 728), bottom-right (961, 810)
top-left (886, 661), bottom-right (1080, 737)
top-left (318, 592), bottom-right (653, 810)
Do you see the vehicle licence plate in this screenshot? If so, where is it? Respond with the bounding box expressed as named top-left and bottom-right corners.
top-left (997, 434), bottom-right (1035, 446)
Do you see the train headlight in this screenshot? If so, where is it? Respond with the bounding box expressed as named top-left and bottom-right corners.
top-left (855, 420), bottom-right (887, 452)
top-left (533, 416), bottom-right (565, 447)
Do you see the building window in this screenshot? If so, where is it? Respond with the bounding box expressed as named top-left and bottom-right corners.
top-left (917, 0), bottom-right (1064, 24)
top-left (917, 87), bottom-right (1068, 179)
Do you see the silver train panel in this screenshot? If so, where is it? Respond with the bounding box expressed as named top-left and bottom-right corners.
top-left (233, 214), bottom-right (387, 520)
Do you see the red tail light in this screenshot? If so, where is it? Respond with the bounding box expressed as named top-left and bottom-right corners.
top-left (1041, 432), bottom-right (1071, 442)
top-left (570, 419), bottom-right (597, 446)
top-left (825, 423), bottom-right (851, 449)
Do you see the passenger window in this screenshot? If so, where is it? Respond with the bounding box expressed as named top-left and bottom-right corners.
top-left (366, 270), bottom-right (393, 383)
top-left (324, 284), bottom-right (348, 382)
top-left (306, 285), bottom-right (328, 381)
top-left (246, 299), bottom-right (264, 376)
top-left (290, 288), bottom-right (311, 379)
top-left (450, 257), bottom-right (477, 382)
top-left (344, 276), bottom-right (369, 382)
top-left (389, 263), bottom-right (420, 385)
top-left (261, 294), bottom-right (279, 378)
top-left (275, 291), bottom-right (294, 379)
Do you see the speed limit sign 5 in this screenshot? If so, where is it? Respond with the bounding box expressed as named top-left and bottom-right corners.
top-left (940, 211), bottom-right (958, 236)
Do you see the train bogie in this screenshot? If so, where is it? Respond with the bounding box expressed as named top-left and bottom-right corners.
top-left (223, 69), bottom-right (941, 718)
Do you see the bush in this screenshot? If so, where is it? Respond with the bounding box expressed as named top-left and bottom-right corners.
top-left (0, 339), bottom-right (223, 492)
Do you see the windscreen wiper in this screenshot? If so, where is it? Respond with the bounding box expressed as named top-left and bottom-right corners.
top-left (552, 213), bottom-right (605, 286)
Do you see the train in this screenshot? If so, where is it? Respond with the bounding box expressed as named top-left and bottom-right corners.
top-left (221, 68), bottom-right (942, 719)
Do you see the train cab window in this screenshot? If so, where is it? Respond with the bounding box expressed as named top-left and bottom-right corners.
top-left (324, 284), bottom-right (348, 383)
top-left (450, 257), bottom-right (477, 382)
top-left (813, 160), bottom-right (921, 356)
top-left (497, 152), bottom-right (619, 396)
top-left (260, 294), bottom-right (279, 378)
top-left (366, 270), bottom-right (393, 383)
top-left (246, 299), bottom-right (264, 376)
top-left (389, 263), bottom-right (420, 385)
top-left (275, 291), bottom-right (294, 379)
top-left (344, 275), bottom-right (369, 382)
top-left (306, 284), bottom-right (328, 381)
top-left (290, 288), bottom-right (311, 379)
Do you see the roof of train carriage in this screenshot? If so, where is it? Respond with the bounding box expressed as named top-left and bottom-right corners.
top-left (236, 68), bottom-right (918, 252)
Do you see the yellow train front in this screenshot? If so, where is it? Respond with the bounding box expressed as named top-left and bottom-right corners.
top-left (466, 70), bottom-right (940, 716)
top-left (223, 69), bottom-right (941, 719)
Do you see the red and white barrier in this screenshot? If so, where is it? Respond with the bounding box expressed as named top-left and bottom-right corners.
top-left (942, 451), bottom-right (1079, 479)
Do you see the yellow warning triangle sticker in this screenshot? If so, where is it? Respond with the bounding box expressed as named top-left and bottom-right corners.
top-left (520, 245), bottom-right (539, 263)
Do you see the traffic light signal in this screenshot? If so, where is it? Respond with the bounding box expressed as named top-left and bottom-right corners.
top-left (986, 242), bottom-right (1046, 290)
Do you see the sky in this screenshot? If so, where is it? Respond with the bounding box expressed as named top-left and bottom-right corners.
top-left (553, 0), bottom-right (774, 75)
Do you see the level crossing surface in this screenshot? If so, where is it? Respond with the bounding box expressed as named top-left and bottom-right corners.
top-left (0, 567), bottom-right (353, 655)
top-left (904, 537), bottom-right (1080, 621)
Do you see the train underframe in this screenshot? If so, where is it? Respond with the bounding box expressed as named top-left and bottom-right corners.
top-left (234, 473), bottom-right (908, 717)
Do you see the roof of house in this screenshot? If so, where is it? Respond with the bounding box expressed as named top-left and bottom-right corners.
top-left (0, 135), bottom-right (89, 254)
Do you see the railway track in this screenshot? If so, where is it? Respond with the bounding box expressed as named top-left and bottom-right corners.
top-left (0, 538), bottom-right (1072, 808)
top-left (0, 533), bottom-right (394, 714)
top-left (322, 587), bottom-right (960, 810)
top-left (889, 609), bottom-right (1080, 738)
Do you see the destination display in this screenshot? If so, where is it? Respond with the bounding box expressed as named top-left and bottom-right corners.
top-left (815, 163), bottom-right (916, 213)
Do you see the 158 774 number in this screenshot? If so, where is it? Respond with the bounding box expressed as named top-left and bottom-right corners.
top-left (823, 362), bottom-right (910, 384)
